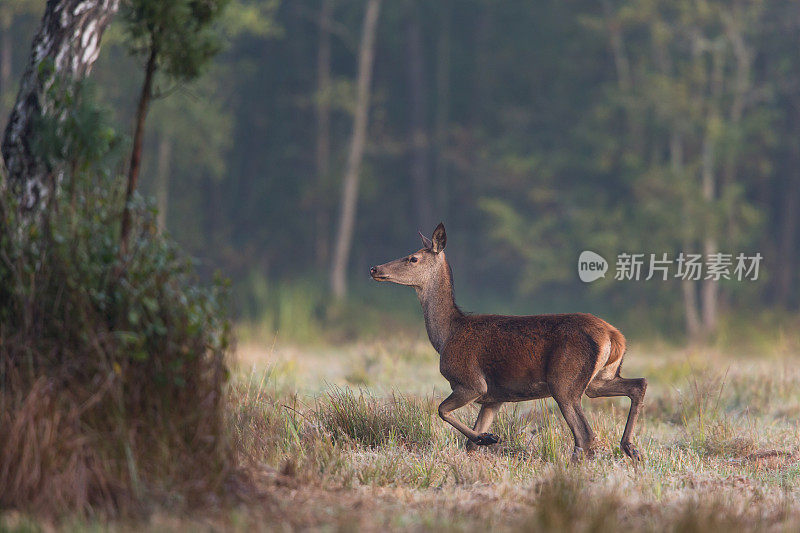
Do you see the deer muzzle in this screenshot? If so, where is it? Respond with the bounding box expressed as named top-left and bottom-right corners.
top-left (370, 265), bottom-right (390, 281)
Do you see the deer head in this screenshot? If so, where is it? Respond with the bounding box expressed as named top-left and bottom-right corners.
top-left (370, 223), bottom-right (447, 289)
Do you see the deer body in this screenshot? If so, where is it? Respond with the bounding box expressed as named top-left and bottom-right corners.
top-left (372, 223), bottom-right (647, 460)
top-left (442, 313), bottom-right (619, 402)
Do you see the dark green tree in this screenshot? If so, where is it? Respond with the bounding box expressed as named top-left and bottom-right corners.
top-left (119, 0), bottom-right (228, 254)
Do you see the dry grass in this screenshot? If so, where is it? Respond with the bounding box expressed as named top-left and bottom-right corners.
top-left (5, 337), bottom-right (800, 530)
top-left (0, 377), bottom-right (121, 514)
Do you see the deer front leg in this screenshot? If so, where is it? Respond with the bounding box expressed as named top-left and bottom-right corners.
top-left (438, 388), bottom-right (500, 445)
top-left (466, 402), bottom-right (504, 451)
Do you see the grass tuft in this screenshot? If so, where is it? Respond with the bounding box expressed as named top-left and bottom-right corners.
top-left (315, 387), bottom-right (436, 449)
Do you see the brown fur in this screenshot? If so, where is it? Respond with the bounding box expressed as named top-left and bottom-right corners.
top-left (371, 223), bottom-right (647, 460)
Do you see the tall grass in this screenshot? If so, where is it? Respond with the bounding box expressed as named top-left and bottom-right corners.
top-left (535, 399), bottom-right (566, 463)
top-left (315, 387), bottom-right (436, 449)
top-left (677, 372), bottom-right (757, 457)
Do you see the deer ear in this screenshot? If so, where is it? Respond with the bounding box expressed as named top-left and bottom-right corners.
top-left (419, 231), bottom-right (433, 250)
top-left (431, 222), bottom-right (446, 253)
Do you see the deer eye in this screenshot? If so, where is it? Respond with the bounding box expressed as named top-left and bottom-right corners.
top-left (409, 256), bottom-right (418, 263)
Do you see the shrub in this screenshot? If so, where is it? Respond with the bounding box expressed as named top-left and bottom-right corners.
top-left (0, 83), bottom-right (232, 517)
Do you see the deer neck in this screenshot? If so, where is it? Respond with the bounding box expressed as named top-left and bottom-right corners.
top-left (416, 256), bottom-right (460, 354)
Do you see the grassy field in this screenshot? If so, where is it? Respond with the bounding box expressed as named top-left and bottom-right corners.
top-left (219, 334), bottom-right (800, 532)
top-left (4, 334), bottom-right (800, 531)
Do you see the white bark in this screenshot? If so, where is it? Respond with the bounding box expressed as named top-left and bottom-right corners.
top-left (1, 0), bottom-right (119, 211)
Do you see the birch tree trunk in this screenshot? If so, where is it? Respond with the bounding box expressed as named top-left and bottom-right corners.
top-left (330, 0), bottom-right (381, 299)
top-left (1, 0), bottom-right (119, 212)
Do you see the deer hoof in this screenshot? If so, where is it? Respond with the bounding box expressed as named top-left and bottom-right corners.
top-left (474, 433), bottom-right (500, 446)
top-left (621, 442), bottom-right (642, 461)
top-left (571, 446), bottom-right (585, 463)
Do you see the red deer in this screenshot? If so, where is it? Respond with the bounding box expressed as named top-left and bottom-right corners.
top-left (370, 223), bottom-right (647, 461)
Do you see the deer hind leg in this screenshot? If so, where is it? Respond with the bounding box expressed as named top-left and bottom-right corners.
top-left (438, 387), bottom-right (500, 446)
top-left (573, 402), bottom-right (596, 456)
top-left (585, 376), bottom-right (647, 460)
top-left (551, 394), bottom-right (595, 462)
top-left (548, 343), bottom-right (598, 462)
top-left (465, 402), bottom-right (504, 451)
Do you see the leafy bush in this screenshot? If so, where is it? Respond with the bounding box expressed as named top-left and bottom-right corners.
top-left (0, 83), bottom-right (232, 516)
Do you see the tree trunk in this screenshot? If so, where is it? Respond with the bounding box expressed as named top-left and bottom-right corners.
top-left (0, 15), bottom-right (12, 113)
top-left (1, 0), bottom-right (119, 212)
top-left (682, 281), bottom-right (701, 339)
top-left (699, 127), bottom-right (720, 335)
top-left (776, 149), bottom-right (800, 309)
top-left (699, 45), bottom-right (725, 337)
top-left (700, 134), bottom-right (718, 335)
top-left (155, 134), bottom-right (171, 234)
top-left (472, 5), bottom-right (491, 127)
top-left (433, 0), bottom-right (451, 222)
top-left (604, 0), bottom-right (648, 163)
top-left (120, 44), bottom-right (157, 255)
top-left (602, 0), bottom-right (631, 92)
top-left (330, 0), bottom-right (381, 299)
top-left (314, 0), bottom-right (333, 269)
top-left (721, 13), bottom-right (752, 240)
top-left (671, 131), bottom-right (701, 339)
top-left (406, 7), bottom-right (433, 231)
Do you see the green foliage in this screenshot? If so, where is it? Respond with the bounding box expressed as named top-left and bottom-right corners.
top-left (31, 76), bottom-right (122, 179)
top-left (148, 79), bottom-right (233, 182)
top-left (220, 0), bottom-right (281, 38)
top-left (4, 0), bottom-right (800, 344)
top-left (122, 0), bottom-right (229, 82)
top-left (237, 274), bottom-right (324, 341)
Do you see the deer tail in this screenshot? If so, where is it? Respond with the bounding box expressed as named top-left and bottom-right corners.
top-left (607, 327), bottom-right (627, 376)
